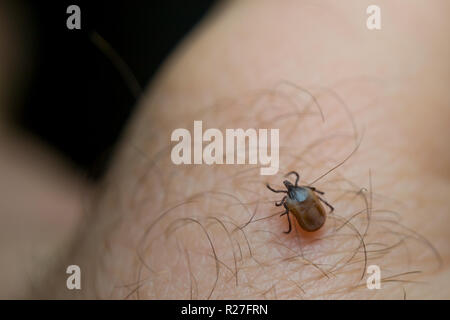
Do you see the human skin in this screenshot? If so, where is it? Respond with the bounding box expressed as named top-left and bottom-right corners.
top-left (29, 0), bottom-right (450, 299)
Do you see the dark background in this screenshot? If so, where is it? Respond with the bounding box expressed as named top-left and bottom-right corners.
top-left (14, 0), bottom-right (215, 179)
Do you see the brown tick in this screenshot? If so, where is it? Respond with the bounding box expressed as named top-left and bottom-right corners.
top-left (266, 171), bottom-right (334, 233)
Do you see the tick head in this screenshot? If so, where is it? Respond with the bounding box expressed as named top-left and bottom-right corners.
top-left (283, 180), bottom-right (294, 190)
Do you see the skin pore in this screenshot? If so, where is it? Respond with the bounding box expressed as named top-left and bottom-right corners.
top-left (28, 0), bottom-right (450, 299)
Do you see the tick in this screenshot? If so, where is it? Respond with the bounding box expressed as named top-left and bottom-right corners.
top-left (266, 171), bottom-right (334, 233)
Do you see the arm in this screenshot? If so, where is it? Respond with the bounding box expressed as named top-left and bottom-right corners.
top-left (35, 0), bottom-right (450, 299)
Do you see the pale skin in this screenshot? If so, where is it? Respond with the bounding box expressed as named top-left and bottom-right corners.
top-left (0, 0), bottom-right (449, 299)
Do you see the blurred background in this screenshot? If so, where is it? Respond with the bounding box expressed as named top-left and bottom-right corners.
top-left (16, 0), bottom-right (215, 179)
top-left (0, 0), bottom-right (215, 298)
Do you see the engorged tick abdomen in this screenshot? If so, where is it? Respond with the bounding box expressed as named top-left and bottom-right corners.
top-left (285, 187), bottom-right (327, 232)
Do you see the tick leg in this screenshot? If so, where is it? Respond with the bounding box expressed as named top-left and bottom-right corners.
top-left (266, 183), bottom-right (287, 193)
top-left (275, 196), bottom-right (287, 206)
top-left (317, 196), bottom-right (334, 213)
top-left (309, 186), bottom-right (325, 195)
top-left (285, 171), bottom-right (300, 187)
top-left (280, 204), bottom-right (292, 234)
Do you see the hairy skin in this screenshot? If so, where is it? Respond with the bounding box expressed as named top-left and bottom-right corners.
top-left (36, 0), bottom-right (450, 299)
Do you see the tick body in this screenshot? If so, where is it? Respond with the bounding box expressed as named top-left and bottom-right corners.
top-left (267, 171), bottom-right (334, 233)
